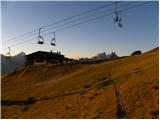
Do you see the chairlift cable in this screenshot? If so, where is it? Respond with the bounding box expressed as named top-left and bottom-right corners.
top-left (2, 2), bottom-right (136, 47)
top-left (1, 1), bottom-right (151, 50)
top-left (2, 2), bottom-right (116, 44)
top-left (41, 2), bottom-right (132, 36)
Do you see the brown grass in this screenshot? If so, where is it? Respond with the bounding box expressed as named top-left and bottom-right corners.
top-left (1, 47), bottom-right (159, 118)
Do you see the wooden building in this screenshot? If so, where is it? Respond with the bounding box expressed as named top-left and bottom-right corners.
top-left (25, 51), bottom-right (72, 66)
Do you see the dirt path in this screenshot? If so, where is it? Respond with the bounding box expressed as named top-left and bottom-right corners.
top-left (114, 84), bottom-right (127, 119)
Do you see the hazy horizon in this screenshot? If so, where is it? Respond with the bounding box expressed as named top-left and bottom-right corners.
top-left (1, 46), bottom-right (159, 60)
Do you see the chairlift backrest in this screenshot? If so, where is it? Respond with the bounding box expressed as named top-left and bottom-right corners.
top-left (50, 32), bottom-right (56, 46)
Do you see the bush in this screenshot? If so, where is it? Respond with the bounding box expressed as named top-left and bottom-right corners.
top-left (27, 97), bottom-right (34, 101)
top-left (131, 50), bottom-right (142, 56)
top-left (84, 84), bottom-right (91, 88)
top-left (26, 97), bottom-right (35, 104)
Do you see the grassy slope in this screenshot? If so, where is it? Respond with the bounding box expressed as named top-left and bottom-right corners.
top-left (1, 47), bottom-right (159, 118)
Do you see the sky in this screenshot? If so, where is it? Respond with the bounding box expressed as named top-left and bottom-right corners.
top-left (1, 1), bottom-right (159, 59)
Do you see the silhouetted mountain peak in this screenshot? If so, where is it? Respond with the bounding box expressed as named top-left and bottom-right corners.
top-left (1, 52), bottom-right (26, 75)
top-left (14, 52), bottom-right (26, 57)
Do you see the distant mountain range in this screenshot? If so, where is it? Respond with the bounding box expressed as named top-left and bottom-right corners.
top-left (78, 52), bottom-right (118, 63)
top-left (1, 52), bottom-right (26, 75)
top-left (93, 52), bottom-right (118, 60)
top-left (1, 51), bottom-right (118, 75)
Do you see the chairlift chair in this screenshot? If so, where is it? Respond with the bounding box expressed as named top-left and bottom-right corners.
top-left (50, 38), bottom-right (56, 46)
top-left (118, 11), bottom-right (123, 28)
top-left (37, 28), bottom-right (44, 44)
top-left (113, 2), bottom-right (119, 23)
top-left (5, 47), bottom-right (11, 59)
top-left (50, 32), bottom-right (56, 46)
top-left (38, 35), bottom-right (44, 44)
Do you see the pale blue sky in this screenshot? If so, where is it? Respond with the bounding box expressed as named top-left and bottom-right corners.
top-left (1, 1), bottom-right (159, 58)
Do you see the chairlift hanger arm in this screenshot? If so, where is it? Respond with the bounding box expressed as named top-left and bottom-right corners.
top-left (8, 47), bottom-right (10, 53)
top-left (39, 28), bottom-right (42, 36)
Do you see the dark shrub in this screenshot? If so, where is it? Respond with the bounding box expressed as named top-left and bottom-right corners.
top-left (84, 84), bottom-right (91, 88)
top-left (27, 97), bottom-right (34, 101)
top-left (26, 97), bottom-right (35, 104)
top-left (131, 50), bottom-right (142, 56)
top-left (96, 80), bottom-right (114, 89)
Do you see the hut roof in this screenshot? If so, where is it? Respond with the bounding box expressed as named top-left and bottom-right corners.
top-left (25, 51), bottom-right (64, 60)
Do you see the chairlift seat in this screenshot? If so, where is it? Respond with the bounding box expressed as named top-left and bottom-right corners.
top-left (6, 56), bottom-right (11, 59)
top-left (38, 41), bottom-right (44, 44)
top-left (51, 43), bottom-right (56, 46)
top-left (50, 38), bottom-right (56, 46)
top-left (38, 35), bottom-right (44, 44)
top-left (5, 48), bottom-right (11, 59)
top-left (5, 53), bottom-right (11, 59)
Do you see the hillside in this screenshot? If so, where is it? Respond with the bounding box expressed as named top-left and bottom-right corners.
top-left (1, 47), bottom-right (159, 119)
top-left (1, 52), bottom-right (26, 75)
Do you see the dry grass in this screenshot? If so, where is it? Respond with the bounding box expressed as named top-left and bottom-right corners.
top-left (1, 47), bottom-right (159, 118)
